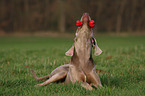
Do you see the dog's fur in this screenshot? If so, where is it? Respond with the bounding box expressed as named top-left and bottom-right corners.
top-left (31, 13), bottom-right (102, 90)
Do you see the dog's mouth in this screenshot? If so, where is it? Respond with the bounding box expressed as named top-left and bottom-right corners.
top-left (78, 13), bottom-right (92, 30)
top-left (76, 13), bottom-right (93, 36)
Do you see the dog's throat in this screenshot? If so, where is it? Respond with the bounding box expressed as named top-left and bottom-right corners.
top-left (74, 38), bottom-right (91, 60)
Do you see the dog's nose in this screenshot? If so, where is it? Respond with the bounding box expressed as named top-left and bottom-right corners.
top-left (83, 13), bottom-right (89, 17)
top-left (82, 13), bottom-right (89, 22)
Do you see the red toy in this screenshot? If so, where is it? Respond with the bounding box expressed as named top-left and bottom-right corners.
top-left (76, 20), bottom-right (95, 27)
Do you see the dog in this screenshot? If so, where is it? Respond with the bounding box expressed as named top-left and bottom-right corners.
top-left (31, 13), bottom-right (102, 90)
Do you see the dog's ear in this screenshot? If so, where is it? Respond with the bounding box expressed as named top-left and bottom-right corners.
top-left (93, 38), bottom-right (102, 56)
top-left (65, 46), bottom-right (74, 56)
top-left (94, 44), bottom-right (102, 56)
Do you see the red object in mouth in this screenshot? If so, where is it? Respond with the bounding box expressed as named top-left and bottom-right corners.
top-left (76, 13), bottom-right (95, 28)
top-left (76, 20), bottom-right (95, 27)
top-left (89, 20), bottom-right (95, 27)
top-left (76, 20), bottom-right (82, 26)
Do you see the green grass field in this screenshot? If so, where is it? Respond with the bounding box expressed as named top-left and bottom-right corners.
top-left (0, 36), bottom-right (145, 96)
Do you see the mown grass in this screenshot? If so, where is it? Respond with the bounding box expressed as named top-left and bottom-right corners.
top-left (0, 36), bottom-right (145, 96)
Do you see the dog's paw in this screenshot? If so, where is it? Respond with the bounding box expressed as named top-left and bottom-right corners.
top-left (81, 82), bottom-right (93, 91)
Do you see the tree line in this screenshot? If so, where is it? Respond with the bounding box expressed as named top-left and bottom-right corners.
top-left (0, 0), bottom-right (145, 34)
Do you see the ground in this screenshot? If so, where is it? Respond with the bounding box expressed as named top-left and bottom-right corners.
top-left (0, 35), bottom-right (145, 96)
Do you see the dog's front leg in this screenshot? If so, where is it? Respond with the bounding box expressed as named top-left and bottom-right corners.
top-left (81, 82), bottom-right (93, 90)
top-left (87, 68), bottom-right (102, 88)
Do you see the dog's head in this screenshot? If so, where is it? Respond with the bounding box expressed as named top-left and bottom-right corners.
top-left (76, 13), bottom-right (93, 39)
top-left (65, 13), bottom-right (102, 56)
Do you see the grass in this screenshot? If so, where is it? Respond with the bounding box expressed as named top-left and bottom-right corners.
top-left (0, 35), bottom-right (145, 96)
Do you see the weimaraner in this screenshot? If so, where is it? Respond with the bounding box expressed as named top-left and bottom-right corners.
top-left (31, 13), bottom-right (103, 90)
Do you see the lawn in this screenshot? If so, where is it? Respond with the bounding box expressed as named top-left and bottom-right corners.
top-left (0, 35), bottom-right (145, 96)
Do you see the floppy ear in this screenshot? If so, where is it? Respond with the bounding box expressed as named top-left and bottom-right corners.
top-left (93, 38), bottom-right (102, 56)
top-left (94, 44), bottom-right (102, 56)
top-left (65, 46), bottom-right (74, 56)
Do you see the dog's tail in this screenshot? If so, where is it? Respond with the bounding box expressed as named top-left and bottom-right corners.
top-left (31, 69), bottom-right (39, 80)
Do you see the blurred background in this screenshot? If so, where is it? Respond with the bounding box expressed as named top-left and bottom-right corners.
top-left (0, 0), bottom-right (145, 36)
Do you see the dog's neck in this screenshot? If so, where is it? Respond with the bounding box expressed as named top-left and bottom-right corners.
top-left (71, 25), bottom-right (93, 67)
